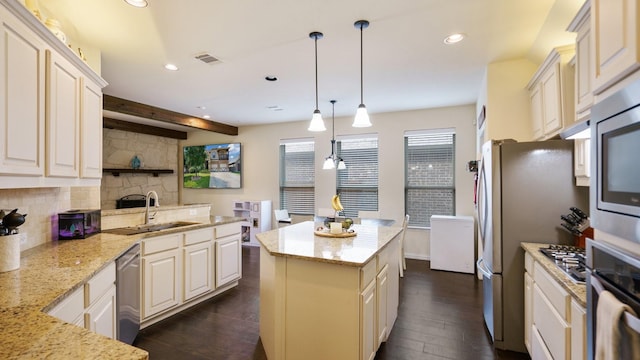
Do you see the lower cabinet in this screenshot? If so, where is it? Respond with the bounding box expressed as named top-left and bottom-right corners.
top-left (141, 223), bottom-right (242, 326)
top-left (361, 279), bottom-right (377, 360)
top-left (47, 262), bottom-right (116, 339)
top-left (524, 252), bottom-right (586, 360)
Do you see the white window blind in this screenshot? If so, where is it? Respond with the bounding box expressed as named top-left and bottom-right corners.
top-left (280, 141), bottom-right (315, 215)
top-left (405, 130), bottom-right (455, 227)
top-left (336, 136), bottom-right (378, 218)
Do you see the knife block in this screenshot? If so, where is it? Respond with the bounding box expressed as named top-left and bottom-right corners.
top-left (575, 227), bottom-right (593, 248)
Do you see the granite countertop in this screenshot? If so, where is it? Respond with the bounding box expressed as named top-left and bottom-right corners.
top-left (521, 242), bottom-right (587, 307)
top-left (0, 215), bottom-right (242, 360)
top-left (256, 221), bottom-right (403, 266)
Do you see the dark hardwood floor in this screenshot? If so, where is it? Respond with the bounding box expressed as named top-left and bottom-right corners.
top-left (134, 246), bottom-right (531, 360)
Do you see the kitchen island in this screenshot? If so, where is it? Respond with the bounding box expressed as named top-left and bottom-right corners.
top-left (257, 221), bottom-right (403, 360)
top-left (0, 212), bottom-right (243, 360)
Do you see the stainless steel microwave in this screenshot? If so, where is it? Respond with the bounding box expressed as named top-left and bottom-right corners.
top-left (590, 78), bottom-right (640, 244)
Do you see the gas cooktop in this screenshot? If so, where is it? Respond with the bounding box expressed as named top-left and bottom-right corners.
top-left (539, 244), bottom-right (586, 284)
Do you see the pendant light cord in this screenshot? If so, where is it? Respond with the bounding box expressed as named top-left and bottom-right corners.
top-left (315, 36), bottom-right (319, 111)
top-left (359, 24), bottom-right (364, 105)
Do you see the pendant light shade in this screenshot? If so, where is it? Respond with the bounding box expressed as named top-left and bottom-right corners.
top-left (308, 32), bottom-right (326, 132)
top-left (353, 20), bottom-right (372, 128)
top-left (323, 100), bottom-right (346, 170)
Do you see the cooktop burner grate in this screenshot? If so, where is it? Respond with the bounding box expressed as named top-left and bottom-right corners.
top-left (539, 244), bottom-right (586, 284)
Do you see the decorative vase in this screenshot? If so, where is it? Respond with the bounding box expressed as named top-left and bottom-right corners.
top-left (0, 234), bottom-right (20, 272)
top-left (44, 18), bottom-right (67, 44)
top-left (131, 155), bottom-right (141, 169)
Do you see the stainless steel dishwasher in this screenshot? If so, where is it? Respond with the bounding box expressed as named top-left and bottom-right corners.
top-left (116, 243), bottom-right (140, 344)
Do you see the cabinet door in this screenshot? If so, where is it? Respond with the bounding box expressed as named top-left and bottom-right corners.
top-left (46, 49), bottom-right (80, 178)
top-left (524, 271), bottom-right (533, 353)
top-left (216, 234), bottom-right (241, 287)
top-left (142, 248), bottom-right (182, 319)
top-left (541, 63), bottom-right (562, 136)
top-left (574, 138), bottom-right (590, 186)
top-left (360, 279), bottom-right (376, 360)
top-left (592, 0), bottom-right (640, 93)
top-left (80, 78), bottom-right (102, 179)
top-left (574, 12), bottom-right (593, 118)
top-left (184, 241), bottom-right (213, 301)
top-left (0, 7), bottom-right (45, 176)
top-left (533, 283), bottom-right (570, 359)
top-left (531, 325), bottom-right (554, 360)
top-left (570, 300), bottom-right (586, 360)
top-left (530, 85), bottom-right (544, 140)
top-left (85, 285), bottom-right (116, 339)
top-left (47, 286), bottom-right (84, 325)
top-left (376, 264), bottom-right (388, 346)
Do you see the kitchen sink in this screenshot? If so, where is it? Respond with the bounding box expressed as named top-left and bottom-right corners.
top-left (102, 221), bottom-right (200, 235)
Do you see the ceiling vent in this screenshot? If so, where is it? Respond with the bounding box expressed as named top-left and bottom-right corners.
top-left (194, 53), bottom-right (220, 64)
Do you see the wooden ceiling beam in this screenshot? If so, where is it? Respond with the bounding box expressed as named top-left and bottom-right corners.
top-left (103, 117), bottom-right (188, 140)
top-left (103, 95), bottom-right (238, 136)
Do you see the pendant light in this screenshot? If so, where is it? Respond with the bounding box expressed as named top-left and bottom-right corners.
top-left (308, 32), bottom-right (326, 132)
top-left (353, 20), bottom-right (372, 128)
top-left (323, 100), bottom-right (346, 170)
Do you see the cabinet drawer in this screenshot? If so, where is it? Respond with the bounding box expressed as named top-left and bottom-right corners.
top-left (377, 245), bottom-right (389, 272)
top-left (525, 252), bottom-right (534, 274)
top-left (142, 233), bottom-right (181, 255)
top-left (184, 228), bottom-right (212, 246)
top-left (85, 262), bottom-right (115, 306)
top-left (533, 283), bottom-right (570, 360)
top-left (531, 324), bottom-right (554, 360)
top-left (361, 259), bottom-right (377, 291)
top-left (533, 262), bottom-right (569, 319)
top-left (215, 223), bottom-right (240, 238)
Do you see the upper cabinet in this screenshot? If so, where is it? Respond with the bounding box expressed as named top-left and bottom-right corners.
top-left (0, 2), bottom-right (107, 189)
top-left (527, 46), bottom-right (576, 140)
top-left (568, 0), bottom-right (593, 122)
top-left (592, 0), bottom-right (640, 95)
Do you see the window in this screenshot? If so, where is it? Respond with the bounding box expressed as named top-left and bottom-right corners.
top-left (405, 129), bottom-right (455, 227)
top-left (280, 140), bottom-right (315, 215)
top-left (336, 135), bottom-right (378, 218)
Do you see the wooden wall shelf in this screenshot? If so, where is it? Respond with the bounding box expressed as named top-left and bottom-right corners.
top-left (103, 168), bottom-right (174, 177)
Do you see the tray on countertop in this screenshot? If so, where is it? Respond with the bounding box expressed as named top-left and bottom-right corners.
top-left (314, 229), bottom-right (357, 238)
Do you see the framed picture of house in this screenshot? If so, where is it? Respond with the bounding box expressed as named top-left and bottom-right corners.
top-left (183, 143), bottom-right (242, 189)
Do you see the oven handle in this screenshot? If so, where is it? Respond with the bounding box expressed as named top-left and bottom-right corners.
top-left (591, 275), bottom-right (640, 334)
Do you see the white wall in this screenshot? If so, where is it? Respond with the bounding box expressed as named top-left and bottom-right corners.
top-left (181, 104), bottom-right (477, 260)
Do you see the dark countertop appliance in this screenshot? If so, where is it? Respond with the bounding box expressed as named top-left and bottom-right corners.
top-left (58, 209), bottom-right (101, 240)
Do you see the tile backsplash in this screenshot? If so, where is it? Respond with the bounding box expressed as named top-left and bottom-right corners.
top-left (0, 187), bottom-right (100, 251)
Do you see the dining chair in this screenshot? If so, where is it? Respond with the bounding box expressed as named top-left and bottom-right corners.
top-left (399, 214), bottom-right (410, 277)
top-left (274, 209), bottom-right (292, 228)
top-left (358, 210), bottom-right (380, 219)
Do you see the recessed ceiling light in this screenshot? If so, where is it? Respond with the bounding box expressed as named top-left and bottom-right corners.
top-left (124, 0), bottom-right (148, 8)
top-left (265, 76), bottom-right (278, 82)
top-left (444, 33), bottom-right (465, 44)
top-left (197, 106), bottom-right (206, 110)
top-left (203, 115), bottom-right (210, 119)
top-left (164, 63), bottom-right (178, 71)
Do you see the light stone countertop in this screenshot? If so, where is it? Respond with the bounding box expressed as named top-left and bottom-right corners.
top-left (0, 215), bottom-right (243, 360)
top-left (256, 221), bottom-right (404, 266)
top-left (521, 242), bottom-right (587, 307)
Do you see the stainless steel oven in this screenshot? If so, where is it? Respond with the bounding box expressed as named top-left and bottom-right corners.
top-left (586, 239), bottom-right (640, 360)
top-left (590, 78), bottom-right (640, 245)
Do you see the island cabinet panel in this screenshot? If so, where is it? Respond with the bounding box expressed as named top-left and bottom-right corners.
top-left (0, 5), bottom-right (45, 177)
top-left (258, 223), bottom-right (402, 360)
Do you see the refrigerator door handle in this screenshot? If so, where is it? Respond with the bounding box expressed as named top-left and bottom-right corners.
top-left (477, 258), bottom-right (492, 278)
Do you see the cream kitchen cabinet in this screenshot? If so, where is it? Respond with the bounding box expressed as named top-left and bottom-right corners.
top-left (574, 138), bottom-right (590, 187)
top-left (527, 46), bottom-right (575, 140)
top-left (524, 252), bottom-right (534, 353)
top-left (141, 223), bottom-right (243, 328)
top-left (46, 48), bottom-right (80, 178)
top-left (215, 223), bottom-right (242, 287)
top-left (361, 275), bottom-right (377, 360)
top-left (141, 233), bottom-right (182, 319)
top-left (48, 262), bottom-right (117, 339)
top-left (570, 299), bottom-right (586, 360)
top-left (183, 228), bottom-right (214, 301)
top-left (0, 4), bottom-right (45, 178)
top-left (568, 0), bottom-right (593, 122)
top-left (0, 1), bottom-right (106, 188)
top-left (592, 0), bottom-right (640, 95)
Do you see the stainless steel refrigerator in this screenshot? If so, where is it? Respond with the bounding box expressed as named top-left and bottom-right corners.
top-left (475, 139), bottom-right (588, 353)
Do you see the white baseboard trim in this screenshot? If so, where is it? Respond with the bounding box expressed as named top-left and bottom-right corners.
top-left (405, 253), bottom-right (429, 261)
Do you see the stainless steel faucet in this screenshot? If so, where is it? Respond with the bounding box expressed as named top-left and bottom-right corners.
top-left (144, 191), bottom-right (160, 224)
